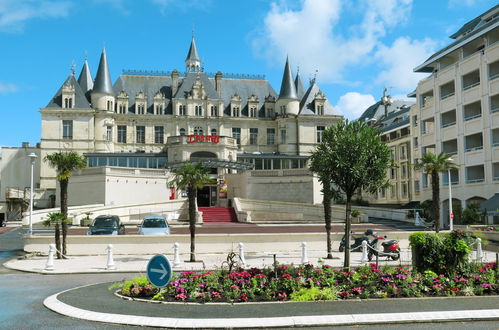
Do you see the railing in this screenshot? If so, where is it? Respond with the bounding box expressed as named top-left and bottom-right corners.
top-left (493, 176), bottom-right (499, 181)
top-left (122, 69), bottom-right (266, 80)
top-left (491, 107), bottom-right (499, 114)
top-left (464, 113), bottom-right (481, 121)
top-left (489, 73), bottom-right (499, 81)
top-left (493, 142), bottom-right (499, 147)
top-left (463, 81), bottom-right (480, 91)
top-left (440, 92), bottom-right (455, 100)
top-left (466, 178), bottom-right (485, 184)
top-left (442, 121), bottom-right (456, 128)
top-left (465, 146), bottom-right (483, 152)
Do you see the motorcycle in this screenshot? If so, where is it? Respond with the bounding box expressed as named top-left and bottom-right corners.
top-left (368, 235), bottom-right (400, 261)
top-left (339, 230), bottom-right (374, 252)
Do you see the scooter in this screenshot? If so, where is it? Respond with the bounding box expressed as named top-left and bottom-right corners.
top-left (368, 235), bottom-right (400, 261)
top-left (339, 230), bottom-right (374, 252)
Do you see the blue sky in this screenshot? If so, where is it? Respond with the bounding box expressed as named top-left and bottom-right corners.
top-left (0, 0), bottom-right (497, 147)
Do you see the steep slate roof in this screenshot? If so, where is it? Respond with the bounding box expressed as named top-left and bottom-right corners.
top-left (294, 72), bottom-right (305, 100)
top-left (77, 59), bottom-right (93, 97)
top-left (278, 57), bottom-right (298, 100)
top-left (358, 100), bottom-right (414, 122)
top-left (216, 78), bottom-right (277, 117)
top-left (298, 82), bottom-right (339, 116)
top-left (93, 49), bottom-right (113, 94)
top-left (46, 75), bottom-right (91, 108)
top-left (113, 75), bottom-right (173, 114)
top-left (174, 72), bottom-right (219, 100)
top-left (185, 37), bottom-right (200, 62)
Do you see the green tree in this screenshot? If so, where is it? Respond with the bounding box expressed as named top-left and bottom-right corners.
top-left (310, 120), bottom-right (393, 269)
top-left (44, 151), bottom-right (86, 257)
top-left (169, 162), bottom-right (211, 262)
top-left (43, 212), bottom-right (64, 259)
top-left (414, 152), bottom-right (457, 233)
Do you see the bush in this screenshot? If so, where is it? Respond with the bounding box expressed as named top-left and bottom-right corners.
top-left (409, 230), bottom-right (474, 275)
top-left (462, 202), bottom-right (486, 225)
top-left (351, 209), bottom-right (361, 217)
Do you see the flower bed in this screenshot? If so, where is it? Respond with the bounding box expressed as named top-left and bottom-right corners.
top-left (112, 262), bottom-right (497, 303)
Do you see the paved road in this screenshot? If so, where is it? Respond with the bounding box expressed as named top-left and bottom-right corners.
top-left (2, 227), bottom-right (497, 329)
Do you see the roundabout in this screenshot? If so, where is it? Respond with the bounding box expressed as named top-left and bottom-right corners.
top-left (44, 282), bottom-right (499, 329)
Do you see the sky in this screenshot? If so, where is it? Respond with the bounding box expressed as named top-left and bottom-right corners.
top-left (0, 0), bottom-right (497, 147)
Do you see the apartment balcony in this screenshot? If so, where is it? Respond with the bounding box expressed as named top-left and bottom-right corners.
top-left (493, 162), bottom-right (499, 182)
top-left (463, 101), bottom-right (482, 121)
top-left (466, 164), bottom-right (485, 184)
top-left (442, 169), bottom-right (459, 186)
top-left (490, 94), bottom-right (499, 114)
top-left (460, 46), bottom-right (481, 72)
top-left (462, 70), bottom-right (480, 90)
top-left (492, 128), bottom-right (499, 147)
top-left (420, 92), bottom-right (434, 110)
top-left (442, 139), bottom-right (458, 156)
top-left (489, 60), bottom-right (499, 81)
top-left (441, 109), bottom-right (456, 128)
top-left (464, 132), bottom-right (483, 152)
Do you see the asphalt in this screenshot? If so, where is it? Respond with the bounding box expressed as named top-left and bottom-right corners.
top-left (3, 224), bottom-right (499, 329)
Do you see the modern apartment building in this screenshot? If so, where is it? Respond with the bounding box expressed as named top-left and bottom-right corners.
top-left (411, 5), bottom-right (499, 225)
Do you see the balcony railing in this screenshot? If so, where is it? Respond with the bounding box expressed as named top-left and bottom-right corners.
top-left (463, 82), bottom-right (480, 91)
top-left (466, 178), bottom-right (485, 184)
top-left (490, 73), bottom-right (499, 81)
top-left (465, 146), bottom-right (483, 152)
top-left (464, 113), bottom-right (481, 121)
top-left (491, 106), bottom-right (499, 114)
top-left (440, 92), bottom-right (455, 100)
top-left (442, 121), bottom-right (456, 128)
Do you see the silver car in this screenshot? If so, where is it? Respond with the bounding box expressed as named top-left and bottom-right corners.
top-left (138, 216), bottom-right (170, 235)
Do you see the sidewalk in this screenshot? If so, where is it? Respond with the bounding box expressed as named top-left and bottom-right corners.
top-left (4, 245), bottom-right (497, 274)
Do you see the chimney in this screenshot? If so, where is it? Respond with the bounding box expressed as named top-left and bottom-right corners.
top-left (215, 71), bottom-right (222, 96)
top-left (171, 70), bottom-right (179, 96)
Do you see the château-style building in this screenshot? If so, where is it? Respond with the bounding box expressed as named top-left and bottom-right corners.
top-left (39, 36), bottom-right (342, 209)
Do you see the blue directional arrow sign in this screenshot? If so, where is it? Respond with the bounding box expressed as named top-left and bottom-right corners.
top-left (146, 254), bottom-right (172, 288)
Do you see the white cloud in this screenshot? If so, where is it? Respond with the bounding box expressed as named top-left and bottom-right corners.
top-left (151, 0), bottom-right (211, 15)
top-left (374, 37), bottom-right (436, 91)
top-left (0, 81), bottom-right (18, 94)
top-left (334, 92), bottom-right (376, 119)
top-left (448, 0), bottom-right (478, 7)
top-left (0, 0), bottom-right (72, 32)
top-left (252, 0), bottom-right (414, 84)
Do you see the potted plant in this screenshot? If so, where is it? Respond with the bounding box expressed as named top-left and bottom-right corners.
top-left (80, 212), bottom-right (92, 227)
top-left (351, 209), bottom-right (361, 223)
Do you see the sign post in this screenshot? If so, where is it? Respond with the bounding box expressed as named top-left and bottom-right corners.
top-left (146, 254), bottom-right (172, 288)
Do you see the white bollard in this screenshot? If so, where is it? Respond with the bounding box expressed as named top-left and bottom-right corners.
top-left (476, 238), bottom-right (483, 260)
top-left (106, 244), bottom-right (116, 270)
top-left (301, 242), bottom-right (309, 264)
top-left (45, 244), bottom-right (55, 271)
top-left (361, 240), bottom-right (368, 263)
top-left (238, 242), bottom-right (246, 268)
top-left (173, 242), bottom-right (181, 268)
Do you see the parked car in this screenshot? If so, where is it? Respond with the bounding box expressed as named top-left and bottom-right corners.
top-left (87, 215), bottom-right (125, 235)
top-left (138, 216), bottom-right (170, 235)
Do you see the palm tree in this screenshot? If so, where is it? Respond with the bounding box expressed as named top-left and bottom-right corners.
top-left (169, 162), bottom-right (211, 262)
top-left (414, 152), bottom-right (457, 233)
top-left (44, 151), bottom-right (86, 257)
top-left (43, 212), bottom-right (64, 259)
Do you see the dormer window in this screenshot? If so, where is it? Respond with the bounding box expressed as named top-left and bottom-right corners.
top-left (153, 91), bottom-right (165, 115)
top-left (316, 105), bottom-right (324, 115)
top-left (211, 105), bottom-right (218, 117)
top-left (267, 108), bottom-right (274, 118)
top-left (232, 107), bottom-right (240, 117)
top-left (107, 100), bottom-right (113, 111)
top-left (250, 107), bottom-right (257, 117)
top-left (136, 104), bottom-right (146, 114)
top-left (61, 81), bottom-right (75, 109)
top-left (135, 91), bottom-right (147, 115)
top-left (116, 90), bottom-right (129, 114)
top-left (155, 104), bottom-right (164, 115)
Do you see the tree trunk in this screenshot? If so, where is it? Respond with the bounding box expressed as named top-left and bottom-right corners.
top-left (323, 182), bottom-right (333, 259)
top-left (431, 170), bottom-right (440, 233)
top-left (344, 196), bottom-right (352, 270)
top-left (55, 222), bottom-right (61, 259)
top-left (60, 179), bottom-right (69, 257)
top-left (188, 185), bottom-right (197, 262)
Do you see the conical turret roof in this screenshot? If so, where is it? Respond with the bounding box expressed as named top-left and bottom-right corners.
top-left (185, 36), bottom-right (200, 62)
top-left (278, 57), bottom-right (298, 100)
top-left (77, 59), bottom-right (93, 95)
top-left (93, 48), bottom-right (113, 94)
top-left (294, 70), bottom-right (305, 99)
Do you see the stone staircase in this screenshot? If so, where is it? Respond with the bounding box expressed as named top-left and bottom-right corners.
top-left (198, 207), bottom-right (237, 223)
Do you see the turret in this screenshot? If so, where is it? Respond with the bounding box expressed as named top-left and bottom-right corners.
top-left (294, 69), bottom-right (305, 100)
top-left (91, 48), bottom-right (115, 111)
top-left (276, 57), bottom-right (299, 116)
top-left (185, 34), bottom-right (201, 72)
top-left (77, 58), bottom-right (93, 101)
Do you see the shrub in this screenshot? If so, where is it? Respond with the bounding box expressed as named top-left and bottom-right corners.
top-left (290, 287), bottom-right (337, 301)
top-left (409, 230), bottom-right (474, 275)
top-left (351, 209), bottom-right (361, 217)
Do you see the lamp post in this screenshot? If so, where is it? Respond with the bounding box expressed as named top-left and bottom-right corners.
top-left (448, 157), bottom-right (453, 231)
top-left (28, 152), bottom-right (37, 236)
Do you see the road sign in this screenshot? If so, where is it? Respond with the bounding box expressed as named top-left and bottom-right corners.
top-left (450, 212), bottom-right (454, 220)
top-left (146, 254), bottom-right (172, 288)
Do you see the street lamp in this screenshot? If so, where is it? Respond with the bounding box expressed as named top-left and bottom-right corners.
top-left (448, 157), bottom-right (453, 231)
top-left (28, 152), bottom-right (37, 236)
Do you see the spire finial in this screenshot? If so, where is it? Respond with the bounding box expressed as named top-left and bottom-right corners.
top-left (71, 60), bottom-right (76, 76)
top-left (84, 50), bottom-right (88, 61)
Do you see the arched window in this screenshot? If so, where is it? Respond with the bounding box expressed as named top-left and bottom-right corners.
top-left (179, 128), bottom-right (186, 136)
top-left (211, 128), bottom-right (217, 136)
top-left (194, 126), bottom-right (203, 135)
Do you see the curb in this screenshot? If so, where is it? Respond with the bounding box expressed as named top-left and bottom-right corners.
top-left (44, 285), bottom-right (499, 329)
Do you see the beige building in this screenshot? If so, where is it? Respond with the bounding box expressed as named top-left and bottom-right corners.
top-left (39, 36), bottom-right (342, 209)
top-left (411, 5), bottom-right (499, 225)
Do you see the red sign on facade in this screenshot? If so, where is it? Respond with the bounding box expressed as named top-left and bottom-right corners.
top-left (450, 212), bottom-right (454, 220)
top-left (188, 135), bottom-right (220, 143)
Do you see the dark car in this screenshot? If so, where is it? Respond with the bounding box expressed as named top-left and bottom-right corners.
top-left (87, 215), bottom-right (125, 235)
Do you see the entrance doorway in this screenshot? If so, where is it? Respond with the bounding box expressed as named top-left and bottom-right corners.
top-left (197, 185), bottom-right (217, 207)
